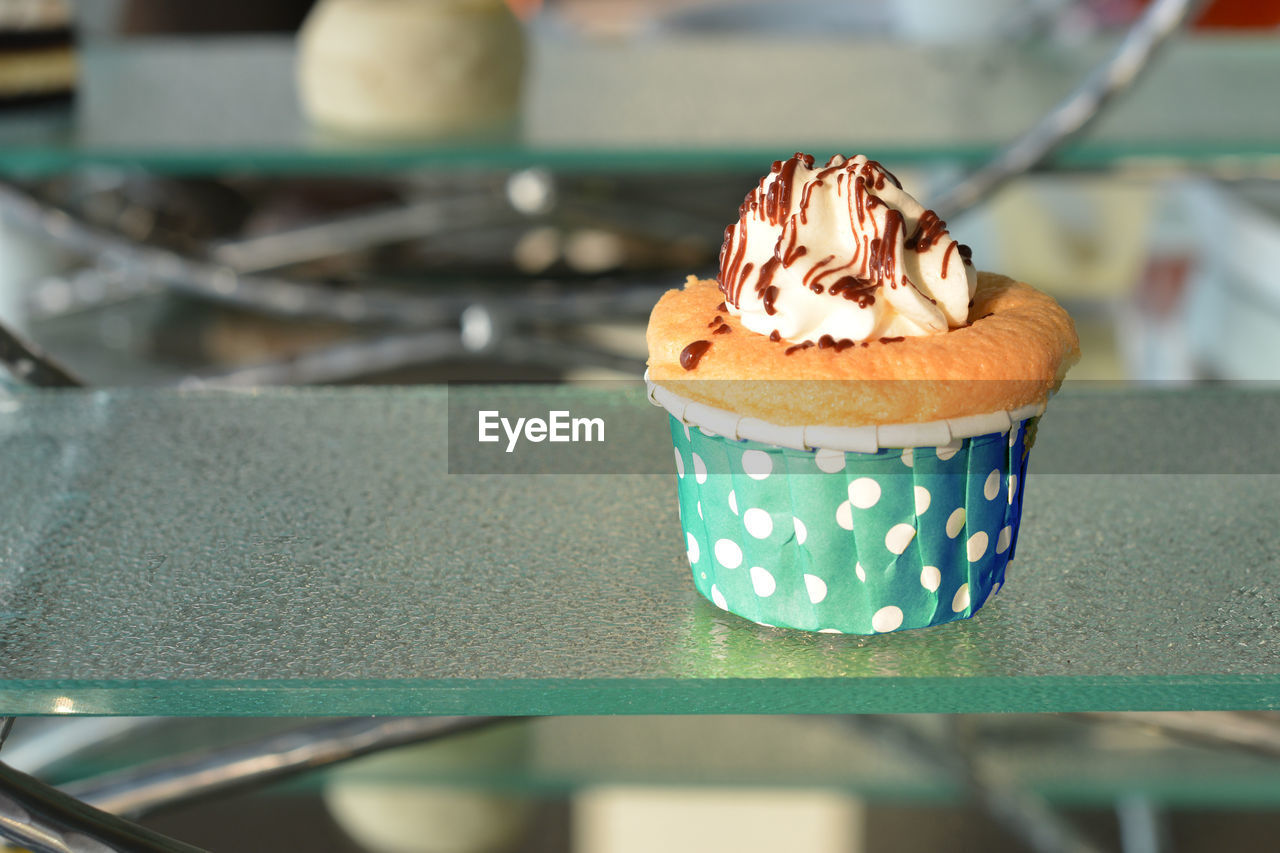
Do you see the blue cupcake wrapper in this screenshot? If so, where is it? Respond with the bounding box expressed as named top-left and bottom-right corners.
top-left (668, 415), bottom-right (1033, 634)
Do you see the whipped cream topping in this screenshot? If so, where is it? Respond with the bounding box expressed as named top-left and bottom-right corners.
top-left (718, 153), bottom-right (976, 345)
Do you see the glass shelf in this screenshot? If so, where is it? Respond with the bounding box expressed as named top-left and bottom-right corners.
top-left (1, 33), bottom-right (1279, 175)
top-left (2, 385), bottom-right (1279, 716)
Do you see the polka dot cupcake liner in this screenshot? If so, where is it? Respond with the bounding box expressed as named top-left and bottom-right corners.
top-left (667, 414), bottom-right (1034, 634)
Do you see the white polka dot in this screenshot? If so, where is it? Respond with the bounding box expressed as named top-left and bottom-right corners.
top-left (711, 585), bottom-right (728, 610)
top-left (1009, 427), bottom-right (1019, 448)
top-left (692, 453), bottom-right (707, 484)
top-left (818, 627), bottom-right (843, 634)
top-left (967, 531), bottom-right (989, 562)
top-left (914, 485), bottom-right (931, 515)
top-left (936, 442), bottom-right (960, 461)
top-left (793, 516), bottom-right (807, 545)
top-left (855, 562), bottom-right (866, 582)
top-left (900, 447), bottom-right (914, 468)
top-left (872, 605), bottom-right (904, 633)
top-left (803, 573), bottom-right (827, 604)
top-left (742, 449), bottom-right (772, 480)
top-left (920, 565), bottom-right (941, 592)
top-left (815, 448), bottom-right (845, 473)
top-left (1008, 474), bottom-right (1018, 504)
top-left (996, 525), bottom-right (1013, 554)
top-left (984, 469), bottom-right (1000, 501)
top-left (835, 500), bottom-right (854, 530)
top-left (728, 490), bottom-right (739, 515)
top-left (946, 507), bottom-right (966, 538)
top-left (697, 501), bottom-right (703, 519)
top-left (952, 583), bottom-right (971, 612)
top-left (750, 566), bottom-right (776, 597)
top-left (849, 477), bottom-right (881, 509)
top-left (686, 532), bottom-right (700, 564)
top-left (674, 449), bottom-right (685, 478)
top-left (744, 507), bottom-right (773, 539)
top-left (714, 539), bottom-right (743, 569)
top-left (886, 523), bottom-right (916, 555)
top-left (683, 423), bottom-right (691, 441)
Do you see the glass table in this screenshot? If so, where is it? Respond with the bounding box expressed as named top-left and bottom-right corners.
top-left (3, 384), bottom-right (1278, 717)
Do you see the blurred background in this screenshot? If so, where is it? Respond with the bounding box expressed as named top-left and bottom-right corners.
top-left (2, 0), bottom-right (1278, 390)
top-left (2, 0), bottom-right (1280, 851)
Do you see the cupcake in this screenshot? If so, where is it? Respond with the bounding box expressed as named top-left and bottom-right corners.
top-left (646, 153), bottom-right (1078, 634)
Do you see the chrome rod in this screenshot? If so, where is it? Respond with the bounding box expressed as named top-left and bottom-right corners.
top-left (63, 716), bottom-right (509, 819)
top-left (0, 761), bottom-right (206, 853)
top-left (209, 195), bottom-right (507, 274)
top-left (845, 716), bottom-right (1106, 853)
top-left (0, 317), bottom-right (84, 387)
top-left (0, 183), bottom-right (665, 328)
top-left (931, 0), bottom-right (1207, 219)
top-left (1083, 711), bottom-right (1280, 759)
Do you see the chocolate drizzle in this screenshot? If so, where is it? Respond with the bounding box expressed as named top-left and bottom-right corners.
top-left (906, 210), bottom-right (947, 252)
top-left (754, 252), bottom-right (785, 317)
top-left (680, 340), bottom-right (712, 370)
top-left (864, 159), bottom-right (903, 189)
top-left (762, 285), bottom-right (780, 316)
top-left (756, 256), bottom-right (782, 295)
top-left (719, 224), bottom-right (750, 305)
top-left (764, 153), bottom-right (814, 225)
top-left (878, 336), bottom-right (905, 344)
top-left (715, 152), bottom-right (964, 341)
top-left (804, 254), bottom-right (837, 289)
top-left (770, 333), bottom-right (856, 352)
top-left (941, 242), bottom-right (957, 279)
top-left (827, 276), bottom-right (876, 308)
top-left (867, 209), bottom-right (904, 290)
top-left (712, 323), bottom-right (732, 335)
top-left (781, 220), bottom-right (806, 266)
top-left (735, 262), bottom-right (755, 303)
top-left (819, 335), bottom-right (857, 351)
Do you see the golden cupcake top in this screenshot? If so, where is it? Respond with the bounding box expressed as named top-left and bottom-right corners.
top-left (646, 153), bottom-right (1080, 427)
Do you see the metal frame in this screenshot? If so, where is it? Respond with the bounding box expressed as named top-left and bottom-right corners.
top-left (0, 321), bottom-right (82, 387)
top-left (0, 716), bottom-right (514, 852)
top-left (1, 713), bottom-right (205, 853)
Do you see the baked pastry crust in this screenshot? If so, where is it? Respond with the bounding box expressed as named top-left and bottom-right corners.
top-left (647, 273), bottom-right (1080, 426)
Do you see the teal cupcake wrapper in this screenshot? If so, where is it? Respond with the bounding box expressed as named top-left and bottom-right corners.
top-left (668, 415), bottom-right (1033, 634)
